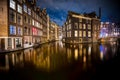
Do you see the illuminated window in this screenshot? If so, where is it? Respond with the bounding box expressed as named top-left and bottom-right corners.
top-left (69, 19), bottom-right (71, 23)
top-left (32, 19), bottom-right (34, 25)
top-left (79, 18), bottom-right (82, 22)
top-left (32, 28), bottom-right (38, 35)
top-left (9, 10), bottom-right (16, 23)
top-left (17, 4), bottom-right (22, 14)
top-left (67, 31), bottom-right (71, 37)
top-left (23, 4), bottom-right (27, 13)
top-left (10, 0), bottom-right (16, 10)
top-left (17, 14), bottom-right (22, 25)
top-left (15, 38), bottom-right (22, 47)
top-left (18, 27), bottom-right (22, 35)
top-left (83, 24), bottom-right (86, 29)
top-left (88, 24), bottom-right (91, 29)
top-left (70, 31), bottom-right (71, 37)
top-left (9, 25), bottom-right (16, 35)
top-left (74, 31), bottom-right (78, 37)
top-left (79, 23), bottom-right (82, 29)
top-left (88, 31), bottom-right (91, 37)
top-left (79, 31), bottom-right (82, 37)
top-left (74, 23), bottom-right (78, 29)
top-left (69, 24), bottom-right (71, 29)
top-left (83, 31), bottom-right (86, 37)
top-left (28, 8), bottom-right (31, 15)
top-left (67, 32), bottom-right (69, 37)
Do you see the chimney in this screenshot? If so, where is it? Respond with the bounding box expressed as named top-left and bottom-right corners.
top-left (99, 7), bottom-right (101, 19)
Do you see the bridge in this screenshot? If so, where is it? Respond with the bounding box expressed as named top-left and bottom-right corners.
top-left (98, 36), bottom-right (120, 43)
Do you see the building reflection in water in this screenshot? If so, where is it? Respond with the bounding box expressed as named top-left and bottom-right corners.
top-left (0, 55), bottom-right (9, 71)
top-left (74, 49), bottom-right (78, 60)
top-left (99, 45), bottom-right (104, 60)
top-left (0, 41), bottom-right (118, 72)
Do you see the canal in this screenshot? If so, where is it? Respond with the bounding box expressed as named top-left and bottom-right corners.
top-left (0, 41), bottom-right (120, 80)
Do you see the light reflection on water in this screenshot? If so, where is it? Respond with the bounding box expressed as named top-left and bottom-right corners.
top-left (0, 41), bottom-right (118, 73)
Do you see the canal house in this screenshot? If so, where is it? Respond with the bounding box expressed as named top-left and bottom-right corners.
top-left (62, 11), bottom-right (100, 43)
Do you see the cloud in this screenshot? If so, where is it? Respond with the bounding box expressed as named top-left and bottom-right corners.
top-left (37, 0), bottom-right (120, 25)
top-left (47, 8), bottom-right (66, 26)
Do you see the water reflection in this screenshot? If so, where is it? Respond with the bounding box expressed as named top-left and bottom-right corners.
top-left (0, 55), bottom-right (9, 71)
top-left (0, 41), bottom-right (118, 73)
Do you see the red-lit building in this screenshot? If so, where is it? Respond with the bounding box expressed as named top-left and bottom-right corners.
top-left (0, 0), bottom-right (48, 50)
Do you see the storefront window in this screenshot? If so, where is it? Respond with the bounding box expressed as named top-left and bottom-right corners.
top-left (16, 38), bottom-right (21, 48)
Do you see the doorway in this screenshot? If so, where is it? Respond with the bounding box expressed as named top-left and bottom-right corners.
top-left (1, 39), bottom-right (5, 50)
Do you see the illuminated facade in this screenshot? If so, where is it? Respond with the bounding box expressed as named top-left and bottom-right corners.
top-left (0, 0), bottom-right (48, 50)
top-left (100, 22), bottom-right (114, 38)
top-left (49, 21), bottom-right (59, 41)
top-left (100, 22), bottom-right (120, 38)
top-left (58, 27), bottom-right (62, 40)
top-left (47, 15), bottom-right (50, 41)
top-left (62, 11), bottom-right (100, 43)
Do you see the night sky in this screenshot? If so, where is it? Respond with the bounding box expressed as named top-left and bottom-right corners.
top-left (37, 0), bottom-right (120, 26)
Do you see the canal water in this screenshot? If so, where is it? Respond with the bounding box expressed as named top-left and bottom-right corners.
top-left (0, 41), bottom-right (120, 80)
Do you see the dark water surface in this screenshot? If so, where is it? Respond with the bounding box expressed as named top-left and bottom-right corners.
top-left (0, 41), bottom-right (120, 80)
